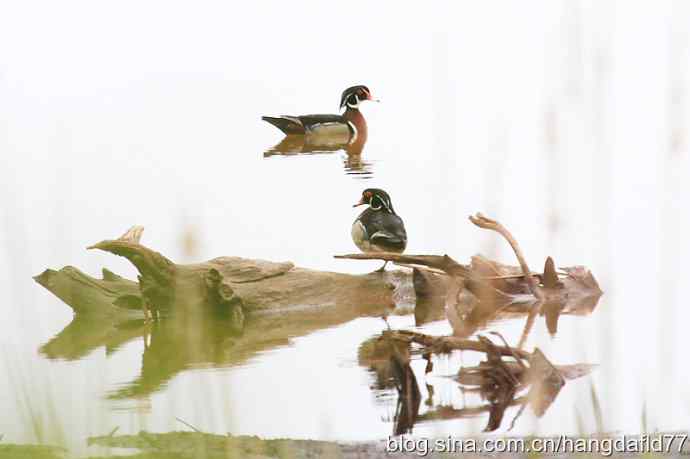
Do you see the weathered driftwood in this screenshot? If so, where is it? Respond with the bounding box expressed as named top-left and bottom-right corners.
top-left (35, 227), bottom-right (399, 324)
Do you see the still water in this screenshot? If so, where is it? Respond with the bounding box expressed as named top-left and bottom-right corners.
top-left (1, 1), bottom-right (690, 456)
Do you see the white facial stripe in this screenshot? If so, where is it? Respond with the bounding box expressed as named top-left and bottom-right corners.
top-left (382, 197), bottom-right (392, 212)
top-left (369, 194), bottom-right (392, 212)
top-left (368, 194), bottom-right (378, 210)
top-left (345, 92), bottom-right (361, 109)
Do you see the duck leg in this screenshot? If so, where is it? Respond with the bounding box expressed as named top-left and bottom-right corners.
top-left (374, 261), bottom-right (389, 273)
top-left (381, 314), bottom-right (391, 330)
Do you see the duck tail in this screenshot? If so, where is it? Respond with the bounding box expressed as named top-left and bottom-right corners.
top-left (261, 116), bottom-right (305, 135)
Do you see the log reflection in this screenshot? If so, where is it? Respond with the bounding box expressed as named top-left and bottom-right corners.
top-left (359, 331), bottom-right (595, 433)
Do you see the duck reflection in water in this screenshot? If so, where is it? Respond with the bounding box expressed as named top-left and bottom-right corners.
top-left (263, 85), bottom-right (377, 178)
top-left (264, 133), bottom-right (372, 177)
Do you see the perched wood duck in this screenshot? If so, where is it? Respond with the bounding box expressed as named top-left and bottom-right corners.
top-left (262, 85), bottom-right (377, 144)
top-left (351, 188), bottom-right (407, 272)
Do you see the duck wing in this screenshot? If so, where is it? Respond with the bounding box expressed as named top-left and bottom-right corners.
top-left (261, 116), bottom-right (306, 135)
top-left (361, 210), bottom-right (407, 252)
top-left (262, 114), bottom-right (349, 136)
top-left (298, 114), bottom-right (352, 139)
top-left (297, 114), bottom-right (346, 128)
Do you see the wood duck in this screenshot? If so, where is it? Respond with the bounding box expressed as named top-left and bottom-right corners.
top-left (262, 85), bottom-right (377, 144)
top-left (351, 188), bottom-right (407, 272)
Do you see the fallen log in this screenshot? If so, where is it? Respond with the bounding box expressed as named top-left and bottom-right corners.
top-left (35, 227), bottom-right (400, 324)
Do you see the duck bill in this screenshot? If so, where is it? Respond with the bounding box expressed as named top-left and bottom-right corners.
top-left (353, 197), bottom-right (367, 207)
top-left (367, 94), bottom-right (380, 103)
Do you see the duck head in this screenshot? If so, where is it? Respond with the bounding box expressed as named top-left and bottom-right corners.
top-left (340, 85), bottom-right (378, 110)
top-left (353, 188), bottom-right (395, 213)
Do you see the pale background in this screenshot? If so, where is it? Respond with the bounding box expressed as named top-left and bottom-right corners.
top-left (1, 0), bottom-right (689, 455)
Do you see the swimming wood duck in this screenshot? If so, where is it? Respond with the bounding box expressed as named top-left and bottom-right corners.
top-left (351, 188), bottom-right (407, 272)
top-left (262, 85), bottom-right (377, 144)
